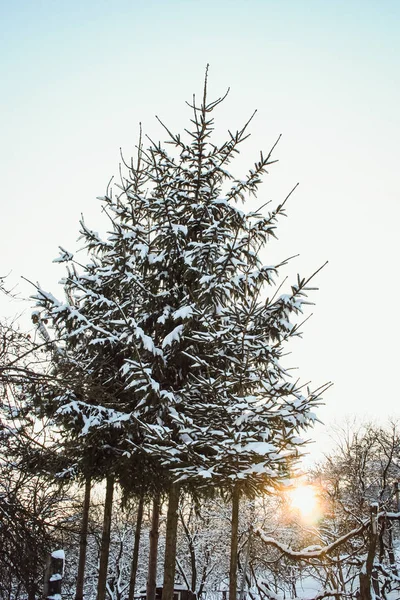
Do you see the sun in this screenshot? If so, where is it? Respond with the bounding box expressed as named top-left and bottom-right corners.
top-left (287, 484), bottom-right (320, 523)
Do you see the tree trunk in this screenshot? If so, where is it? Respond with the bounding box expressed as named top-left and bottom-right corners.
top-left (387, 522), bottom-right (398, 576)
top-left (147, 494), bottom-right (161, 600)
top-left (179, 506), bottom-right (197, 592)
top-left (76, 476), bottom-right (91, 600)
top-left (229, 485), bottom-right (240, 600)
top-left (96, 475), bottom-right (115, 600)
top-left (359, 504), bottom-right (379, 600)
top-left (128, 494), bottom-right (145, 600)
top-left (162, 484), bottom-right (180, 600)
top-left (238, 529), bottom-right (252, 600)
top-left (394, 480), bottom-right (400, 541)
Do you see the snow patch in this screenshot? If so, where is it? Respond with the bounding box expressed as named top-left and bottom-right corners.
top-left (162, 325), bottom-right (184, 348)
top-left (173, 306), bottom-right (193, 320)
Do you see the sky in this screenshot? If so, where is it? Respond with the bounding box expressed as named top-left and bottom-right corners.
top-left (1, 0), bottom-right (399, 460)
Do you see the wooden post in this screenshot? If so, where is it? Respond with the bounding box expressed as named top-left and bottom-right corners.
top-left (43, 550), bottom-right (64, 599)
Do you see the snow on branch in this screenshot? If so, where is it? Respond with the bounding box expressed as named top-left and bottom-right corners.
top-left (255, 509), bottom-right (400, 561)
top-left (254, 521), bottom-right (368, 560)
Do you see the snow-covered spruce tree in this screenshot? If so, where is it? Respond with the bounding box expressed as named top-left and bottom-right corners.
top-left (28, 310), bottom-right (166, 600)
top-left (34, 71), bottom-right (329, 600)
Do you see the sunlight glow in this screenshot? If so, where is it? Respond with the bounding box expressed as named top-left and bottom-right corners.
top-left (287, 484), bottom-right (320, 523)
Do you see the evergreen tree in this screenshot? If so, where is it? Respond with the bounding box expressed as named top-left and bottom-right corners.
top-left (34, 69), bottom-right (329, 598)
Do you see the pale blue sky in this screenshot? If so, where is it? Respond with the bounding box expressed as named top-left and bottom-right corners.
top-left (1, 0), bottom-right (400, 458)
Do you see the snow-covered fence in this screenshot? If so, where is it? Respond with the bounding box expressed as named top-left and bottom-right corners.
top-left (43, 549), bottom-right (65, 600)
